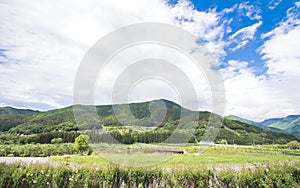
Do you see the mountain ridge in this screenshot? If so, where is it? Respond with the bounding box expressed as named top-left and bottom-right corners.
top-left (0, 99), bottom-right (298, 144)
top-left (0, 106), bottom-right (39, 115)
top-left (2, 101), bottom-right (300, 138)
top-left (256, 115), bottom-right (300, 137)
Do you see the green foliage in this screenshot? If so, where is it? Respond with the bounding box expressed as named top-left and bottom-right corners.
top-left (0, 143), bottom-right (76, 157)
top-left (86, 129), bottom-right (172, 144)
top-left (74, 135), bottom-right (90, 154)
top-left (7, 106), bottom-right (79, 134)
top-left (52, 144), bottom-right (300, 167)
top-left (0, 131), bottom-right (80, 145)
top-left (0, 162), bottom-right (298, 187)
top-left (287, 141), bottom-right (300, 149)
top-left (0, 107), bottom-right (38, 115)
top-left (0, 100), bottom-right (299, 145)
top-left (0, 114), bottom-right (30, 131)
top-left (216, 118), bottom-right (297, 145)
top-left (257, 115), bottom-right (300, 137)
top-left (51, 138), bottom-right (63, 144)
top-left (217, 139), bottom-right (228, 144)
top-left (102, 115), bottom-right (122, 126)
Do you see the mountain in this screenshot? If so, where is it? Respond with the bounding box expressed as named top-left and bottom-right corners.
top-left (226, 114), bottom-right (300, 138)
top-left (0, 106), bottom-right (39, 115)
top-left (0, 107), bottom-right (39, 132)
top-left (6, 100), bottom-right (188, 134)
top-left (226, 115), bottom-right (288, 134)
top-left (257, 115), bottom-right (300, 138)
top-left (226, 115), bottom-right (259, 126)
top-left (0, 100), bottom-right (298, 144)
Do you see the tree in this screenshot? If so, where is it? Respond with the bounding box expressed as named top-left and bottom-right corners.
top-left (287, 141), bottom-right (300, 150)
top-left (219, 139), bottom-right (228, 145)
top-left (74, 135), bottom-right (90, 154)
top-left (51, 138), bottom-right (63, 144)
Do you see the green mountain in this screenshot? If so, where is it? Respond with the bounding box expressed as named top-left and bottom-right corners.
top-left (7, 106), bottom-right (78, 134)
top-left (226, 115), bottom-right (259, 126)
top-left (0, 107), bottom-right (39, 132)
top-left (226, 115), bottom-right (287, 134)
top-left (257, 115), bottom-right (300, 138)
top-left (0, 106), bottom-right (39, 115)
top-left (0, 100), bottom-right (298, 144)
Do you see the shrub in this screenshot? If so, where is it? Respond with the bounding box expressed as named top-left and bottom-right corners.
top-left (74, 135), bottom-right (90, 154)
top-left (0, 144), bottom-right (77, 157)
top-left (0, 162), bottom-right (298, 187)
top-left (51, 138), bottom-right (63, 144)
top-left (287, 141), bottom-right (300, 150)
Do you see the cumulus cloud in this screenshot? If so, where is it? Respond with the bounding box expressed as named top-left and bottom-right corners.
top-left (0, 0), bottom-right (224, 110)
top-left (231, 21), bottom-right (263, 40)
top-left (170, 0), bottom-right (226, 60)
top-left (222, 4), bottom-right (300, 121)
top-left (238, 1), bottom-right (262, 20)
top-left (229, 21), bottom-right (263, 51)
top-left (260, 5), bottom-right (300, 75)
top-left (1, 0), bottom-right (299, 122)
top-left (220, 2), bottom-right (263, 52)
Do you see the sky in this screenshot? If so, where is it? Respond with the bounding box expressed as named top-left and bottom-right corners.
top-left (0, 0), bottom-right (299, 121)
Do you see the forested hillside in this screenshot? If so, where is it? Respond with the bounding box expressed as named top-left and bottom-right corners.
top-left (0, 100), bottom-right (298, 145)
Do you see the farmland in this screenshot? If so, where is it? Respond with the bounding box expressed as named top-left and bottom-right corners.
top-left (1, 139), bottom-right (300, 187)
top-left (1, 144), bottom-right (300, 188)
top-left (1, 103), bottom-right (300, 187)
top-left (50, 144), bottom-right (300, 168)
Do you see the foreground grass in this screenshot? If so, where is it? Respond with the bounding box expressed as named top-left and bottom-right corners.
top-left (51, 144), bottom-right (300, 167)
top-left (1, 162), bottom-right (299, 187)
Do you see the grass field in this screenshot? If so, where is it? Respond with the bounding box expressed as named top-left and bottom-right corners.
top-left (50, 144), bottom-right (300, 168)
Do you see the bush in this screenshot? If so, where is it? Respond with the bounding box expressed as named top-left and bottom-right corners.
top-left (74, 135), bottom-right (90, 154)
top-left (0, 162), bottom-right (298, 187)
top-left (0, 144), bottom-right (77, 157)
top-left (217, 139), bottom-right (228, 145)
top-left (51, 138), bottom-right (63, 144)
top-left (287, 141), bottom-right (300, 150)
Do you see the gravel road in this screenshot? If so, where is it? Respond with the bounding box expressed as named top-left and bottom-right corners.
top-left (0, 157), bottom-right (50, 165)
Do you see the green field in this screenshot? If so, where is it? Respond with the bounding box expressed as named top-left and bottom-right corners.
top-left (51, 144), bottom-right (300, 168)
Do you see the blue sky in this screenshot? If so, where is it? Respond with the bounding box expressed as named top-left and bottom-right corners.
top-left (170, 0), bottom-right (298, 74)
top-left (0, 0), bottom-right (299, 121)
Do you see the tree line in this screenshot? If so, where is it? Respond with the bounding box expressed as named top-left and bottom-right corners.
top-left (0, 131), bottom-right (80, 145)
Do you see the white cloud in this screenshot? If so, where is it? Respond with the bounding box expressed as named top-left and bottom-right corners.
top-left (1, 0), bottom-right (299, 123)
top-left (0, 0), bottom-right (225, 110)
top-left (222, 5), bottom-right (300, 121)
top-left (221, 59), bottom-right (299, 121)
top-left (231, 21), bottom-right (263, 40)
top-left (94, 44), bottom-right (213, 111)
top-left (221, 4), bottom-right (238, 14)
top-left (230, 40), bottom-right (249, 52)
top-left (229, 21), bottom-right (262, 51)
top-left (268, 0), bottom-right (282, 10)
top-left (260, 5), bottom-right (300, 75)
top-left (170, 0), bottom-right (226, 60)
top-left (238, 1), bottom-right (262, 20)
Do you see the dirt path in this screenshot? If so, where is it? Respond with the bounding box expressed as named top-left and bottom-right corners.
top-left (0, 157), bottom-right (50, 165)
top-left (210, 160), bottom-right (299, 172)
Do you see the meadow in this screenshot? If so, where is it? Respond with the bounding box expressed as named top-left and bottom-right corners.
top-left (50, 144), bottom-right (300, 168)
top-left (1, 143), bottom-right (299, 187)
top-left (1, 155), bottom-right (299, 187)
